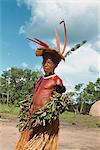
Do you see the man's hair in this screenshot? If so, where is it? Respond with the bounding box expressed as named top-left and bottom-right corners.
top-left (43, 51), bottom-right (61, 67)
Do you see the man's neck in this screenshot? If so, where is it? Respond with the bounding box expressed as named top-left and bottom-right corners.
top-left (44, 72), bottom-right (55, 77)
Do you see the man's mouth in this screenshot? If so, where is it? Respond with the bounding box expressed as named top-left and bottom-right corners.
top-left (44, 67), bottom-right (48, 70)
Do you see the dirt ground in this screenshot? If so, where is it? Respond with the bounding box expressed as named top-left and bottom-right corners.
top-left (0, 119), bottom-right (100, 150)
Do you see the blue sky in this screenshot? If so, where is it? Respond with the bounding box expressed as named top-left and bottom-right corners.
top-left (0, 0), bottom-right (100, 90)
top-left (1, 0), bottom-right (37, 71)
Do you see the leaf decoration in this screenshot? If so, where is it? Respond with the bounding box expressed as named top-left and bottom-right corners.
top-left (17, 91), bottom-right (69, 132)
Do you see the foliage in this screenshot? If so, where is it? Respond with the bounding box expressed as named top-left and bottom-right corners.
top-left (0, 67), bottom-right (40, 105)
top-left (0, 106), bottom-right (99, 128)
top-left (0, 67), bottom-right (99, 115)
top-left (17, 91), bottom-right (68, 132)
top-left (67, 78), bottom-right (100, 114)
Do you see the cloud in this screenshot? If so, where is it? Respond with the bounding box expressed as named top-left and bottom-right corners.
top-left (34, 64), bottom-right (41, 71)
top-left (89, 65), bottom-right (99, 75)
top-left (55, 43), bottom-right (99, 89)
top-left (6, 67), bottom-right (11, 71)
top-left (17, 0), bottom-right (99, 45)
top-left (20, 62), bottom-right (28, 68)
top-left (16, 0), bottom-right (99, 91)
top-left (91, 36), bottom-right (100, 53)
top-left (19, 25), bottom-right (26, 34)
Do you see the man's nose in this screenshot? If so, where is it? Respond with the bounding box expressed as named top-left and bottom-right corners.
top-left (44, 62), bottom-right (48, 67)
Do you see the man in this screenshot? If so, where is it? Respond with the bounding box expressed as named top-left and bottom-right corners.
top-left (30, 50), bottom-right (66, 115)
top-left (24, 50), bottom-right (66, 150)
top-left (16, 21), bottom-right (67, 150)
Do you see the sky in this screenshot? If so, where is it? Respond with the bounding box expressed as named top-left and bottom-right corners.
top-left (0, 0), bottom-right (100, 90)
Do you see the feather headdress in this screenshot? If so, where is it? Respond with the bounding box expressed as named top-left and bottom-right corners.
top-left (27, 20), bottom-right (87, 64)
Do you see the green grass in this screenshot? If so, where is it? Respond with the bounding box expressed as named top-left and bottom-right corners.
top-left (60, 111), bottom-right (100, 128)
top-left (0, 104), bottom-right (19, 115)
top-left (0, 104), bottom-right (100, 128)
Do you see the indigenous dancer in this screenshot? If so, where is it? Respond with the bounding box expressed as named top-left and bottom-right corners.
top-left (16, 20), bottom-right (66, 150)
top-left (16, 20), bottom-right (86, 150)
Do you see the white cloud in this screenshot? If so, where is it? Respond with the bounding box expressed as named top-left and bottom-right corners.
top-left (55, 43), bottom-right (99, 90)
top-left (19, 25), bottom-right (26, 34)
top-left (91, 36), bottom-right (100, 53)
top-left (16, 0), bottom-right (99, 90)
top-left (21, 62), bottom-right (28, 68)
top-left (6, 67), bottom-right (11, 71)
top-left (17, 0), bottom-right (99, 45)
top-left (57, 44), bottom-right (99, 74)
top-left (89, 65), bottom-right (99, 75)
top-left (34, 64), bottom-right (41, 70)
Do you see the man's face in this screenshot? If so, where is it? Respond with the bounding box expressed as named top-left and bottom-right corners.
top-left (42, 58), bottom-right (56, 75)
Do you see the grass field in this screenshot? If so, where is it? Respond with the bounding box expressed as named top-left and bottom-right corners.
top-left (0, 104), bottom-right (100, 128)
top-left (60, 111), bottom-right (100, 128)
top-left (0, 104), bottom-right (19, 115)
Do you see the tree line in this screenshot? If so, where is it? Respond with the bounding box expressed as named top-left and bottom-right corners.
top-left (68, 79), bottom-right (100, 114)
top-left (0, 67), bottom-right (100, 114)
top-left (0, 67), bottom-right (39, 105)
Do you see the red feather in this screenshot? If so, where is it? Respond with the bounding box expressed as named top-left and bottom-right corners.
top-left (34, 38), bottom-right (49, 48)
top-left (27, 37), bottom-right (49, 48)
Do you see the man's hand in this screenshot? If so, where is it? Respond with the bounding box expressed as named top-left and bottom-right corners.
top-left (54, 85), bottom-right (66, 93)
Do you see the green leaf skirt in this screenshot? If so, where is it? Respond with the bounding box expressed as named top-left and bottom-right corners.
top-left (17, 91), bottom-right (68, 132)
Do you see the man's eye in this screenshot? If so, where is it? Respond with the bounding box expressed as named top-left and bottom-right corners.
top-left (47, 61), bottom-right (51, 64)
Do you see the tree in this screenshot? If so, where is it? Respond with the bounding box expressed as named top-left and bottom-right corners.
top-left (67, 78), bottom-right (100, 114)
top-left (67, 84), bottom-right (84, 114)
top-left (0, 67), bottom-right (40, 105)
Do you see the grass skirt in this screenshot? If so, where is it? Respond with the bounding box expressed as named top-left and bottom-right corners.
top-left (16, 118), bottom-right (59, 150)
top-left (16, 91), bottom-right (68, 149)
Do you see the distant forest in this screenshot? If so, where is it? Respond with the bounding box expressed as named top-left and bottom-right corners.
top-left (0, 67), bottom-right (100, 114)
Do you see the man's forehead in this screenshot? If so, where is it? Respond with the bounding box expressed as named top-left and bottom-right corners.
top-left (43, 58), bottom-right (54, 63)
top-left (44, 58), bottom-right (52, 61)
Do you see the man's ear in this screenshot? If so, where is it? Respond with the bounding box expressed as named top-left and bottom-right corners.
top-left (54, 63), bottom-right (58, 68)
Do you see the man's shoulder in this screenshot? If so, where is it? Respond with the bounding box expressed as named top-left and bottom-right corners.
top-left (53, 74), bottom-right (63, 85)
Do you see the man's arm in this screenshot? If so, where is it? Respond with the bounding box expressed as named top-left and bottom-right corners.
top-left (53, 76), bottom-right (66, 93)
top-left (54, 84), bottom-right (66, 93)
